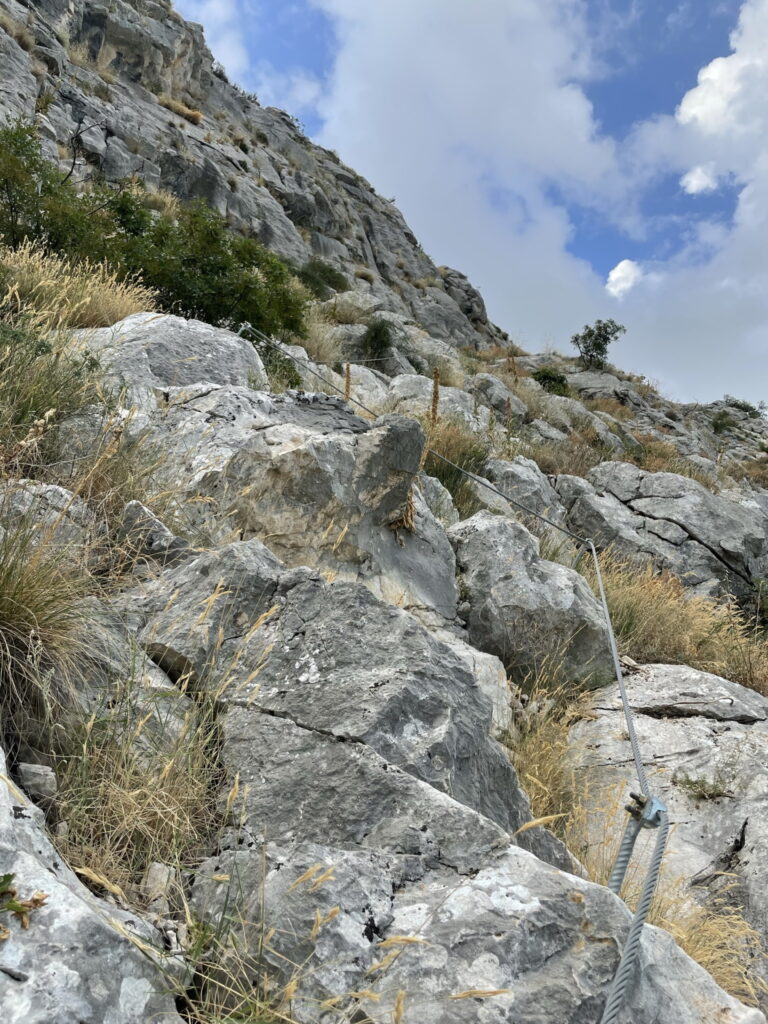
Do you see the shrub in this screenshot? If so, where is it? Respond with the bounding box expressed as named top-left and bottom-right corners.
top-left (296, 258), bottom-right (349, 299)
top-left (712, 410), bottom-right (736, 435)
top-left (531, 366), bottom-right (570, 396)
top-left (357, 317), bottom-right (396, 361)
top-left (118, 199), bottom-right (307, 336)
top-left (158, 95), bottom-right (204, 125)
top-left (0, 120), bottom-right (307, 339)
top-left (725, 395), bottom-right (761, 418)
top-left (571, 318), bottom-right (626, 369)
top-left (0, 241), bottom-right (156, 328)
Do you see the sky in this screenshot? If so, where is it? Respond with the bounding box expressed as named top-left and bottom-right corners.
top-left (174, 0), bottom-right (768, 404)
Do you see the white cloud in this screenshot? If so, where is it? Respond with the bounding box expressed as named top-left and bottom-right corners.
top-left (174, 0), bottom-right (252, 78)
top-left (251, 64), bottom-right (322, 116)
top-left (680, 164), bottom-right (718, 193)
top-left (177, 0), bottom-right (768, 401)
top-left (606, 259), bottom-right (643, 298)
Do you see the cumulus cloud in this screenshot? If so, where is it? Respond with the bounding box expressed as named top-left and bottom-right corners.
top-left (606, 259), bottom-right (643, 298)
top-left (250, 64), bottom-right (322, 116)
top-left (680, 164), bottom-right (718, 193)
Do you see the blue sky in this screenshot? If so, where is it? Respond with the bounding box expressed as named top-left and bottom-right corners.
top-left (176, 0), bottom-right (768, 402)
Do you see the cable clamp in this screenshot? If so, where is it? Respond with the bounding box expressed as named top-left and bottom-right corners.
top-left (625, 792), bottom-right (667, 830)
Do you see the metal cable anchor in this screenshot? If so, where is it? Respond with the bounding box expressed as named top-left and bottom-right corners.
top-left (607, 792), bottom-right (667, 896)
top-left (627, 791), bottom-right (666, 829)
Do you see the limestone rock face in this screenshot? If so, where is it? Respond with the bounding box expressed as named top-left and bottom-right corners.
top-left (0, 0), bottom-right (505, 349)
top-left (79, 311), bottom-right (269, 392)
top-left (449, 511), bottom-right (613, 685)
top-left (114, 382), bottom-right (457, 620)
top-left (570, 664), bottom-right (768, 974)
top-left (0, 745), bottom-right (182, 1024)
top-left (191, 838), bottom-right (765, 1024)
top-left (562, 462), bottom-right (768, 596)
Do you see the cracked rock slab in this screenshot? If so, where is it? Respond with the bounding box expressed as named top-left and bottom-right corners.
top-left (570, 663), bottom-right (768, 974)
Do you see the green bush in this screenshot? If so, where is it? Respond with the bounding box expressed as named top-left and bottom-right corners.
top-left (297, 258), bottom-right (349, 299)
top-left (712, 410), bottom-right (736, 435)
top-left (725, 396), bottom-right (761, 419)
top-left (358, 318), bottom-right (395, 361)
top-left (532, 366), bottom-right (570, 396)
top-left (0, 119), bottom-right (307, 339)
top-left (571, 318), bottom-right (625, 369)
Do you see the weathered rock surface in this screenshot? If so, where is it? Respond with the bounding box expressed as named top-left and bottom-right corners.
top-left (385, 373), bottom-right (491, 431)
top-left (192, 838), bottom-right (765, 1024)
top-left (561, 462), bottom-right (768, 596)
top-left (0, 480), bottom-right (103, 554)
top-left (449, 511), bottom-right (612, 685)
top-left (114, 381), bottom-right (457, 620)
top-left (79, 312), bottom-right (269, 392)
top-left (0, 744), bottom-right (181, 1024)
top-left (570, 664), bottom-right (768, 971)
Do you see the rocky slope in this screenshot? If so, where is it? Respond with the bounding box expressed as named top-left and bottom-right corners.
top-left (0, 0), bottom-right (505, 349)
top-left (1, 2), bottom-right (768, 1023)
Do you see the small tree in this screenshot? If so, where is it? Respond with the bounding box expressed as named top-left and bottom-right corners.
top-left (571, 319), bottom-right (626, 369)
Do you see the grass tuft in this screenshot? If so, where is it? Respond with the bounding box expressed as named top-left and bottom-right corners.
top-left (159, 95), bottom-right (204, 125)
top-left (0, 241), bottom-right (157, 329)
top-left (583, 553), bottom-right (768, 693)
top-left (422, 417), bottom-right (493, 519)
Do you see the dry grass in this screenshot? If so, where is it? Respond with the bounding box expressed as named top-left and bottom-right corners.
top-left (159, 95), bottom-right (204, 125)
top-left (512, 434), bottom-right (608, 478)
top-left (0, 241), bottom-right (157, 329)
top-left (296, 304), bottom-right (342, 364)
top-left (422, 416), bottom-right (493, 519)
top-left (626, 434), bottom-right (719, 488)
top-left (583, 553), bottom-right (768, 693)
top-left (56, 680), bottom-right (217, 898)
top-left (0, 318), bottom-right (102, 477)
top-left (0, 12), bottom-right (34, 51)
top-left (0, 504), bottom-right (91, 755)
top-left (583, 396), bottom-right (634, 422)
top-left (138, 185), bottom-right (181, 219)
top-left (726, 456), bottom-right (768, 491)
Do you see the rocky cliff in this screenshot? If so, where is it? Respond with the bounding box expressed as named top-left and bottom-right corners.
top-left (1, 3), bottom-right (768, 1024)
top-left (0, 0), bottom-right (505, 349)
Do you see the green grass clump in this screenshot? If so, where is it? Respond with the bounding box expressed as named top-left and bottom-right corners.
top-left (296, 258), bottom-right (349, 299)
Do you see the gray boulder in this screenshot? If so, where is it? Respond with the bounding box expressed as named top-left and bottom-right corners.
top-left (449, 512), bottom-right (612, 685)
top-left (0, 480), bottom-right (103, 555)
top-left (119, 384), bottom-right (457, 620)
top-left (570, 664), bottom-right (768, 976)
top-left (469, 372), bottom-right (528, 421)
top-left (0, 744), bottom-right (181, 1024)
top-left (486, 455), bottom-right (567, 527)
top-left (563, 462), bottom-right (768, 596)
top-left (192, 837), bottom-right (764, 1024)
top-left (385, 374), bottom-right (491, 432)
top-left (80, 312), bottom-right (268, 391)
